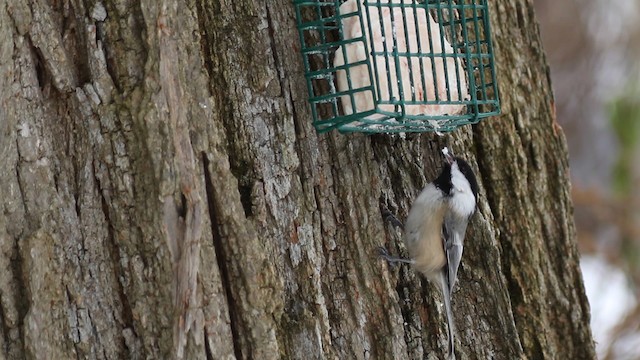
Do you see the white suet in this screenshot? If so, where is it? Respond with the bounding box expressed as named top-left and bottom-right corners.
top-left (333, 0), bottom-right (469, 118)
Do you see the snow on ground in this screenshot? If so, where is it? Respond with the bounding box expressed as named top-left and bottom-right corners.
top-left (581, 255), bottom-right (639, 359)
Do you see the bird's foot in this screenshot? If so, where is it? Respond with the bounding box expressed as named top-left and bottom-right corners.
top-left (376, 246), bottom-right (413, 268)
top-left (380, 206), bottom-right (403, 229)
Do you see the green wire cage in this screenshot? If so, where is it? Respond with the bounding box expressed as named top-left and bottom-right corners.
top-left (293, 0), bottom-right (500, 133)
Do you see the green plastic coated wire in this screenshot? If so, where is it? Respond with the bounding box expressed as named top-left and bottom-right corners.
top-left (294, 0), bottom-right (500, 133)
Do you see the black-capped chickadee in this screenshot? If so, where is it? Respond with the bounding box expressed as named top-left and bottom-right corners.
top-left (379, 148), bottom-right (478, 360)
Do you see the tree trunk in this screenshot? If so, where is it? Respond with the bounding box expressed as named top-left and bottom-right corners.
top-left (0, 0), bottom-right (595, 359)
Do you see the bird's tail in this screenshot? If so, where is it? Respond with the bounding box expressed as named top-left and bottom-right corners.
top-left (440, 272), bottom-right (456, 360)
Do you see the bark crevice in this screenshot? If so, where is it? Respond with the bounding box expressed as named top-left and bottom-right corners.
top-left (201, 152), bottom-right (243, 360)
top-left (93, 158), bottom-right (135, 355)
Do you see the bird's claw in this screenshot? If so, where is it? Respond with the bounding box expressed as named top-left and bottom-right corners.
top-left (376, 246), bottom-right (398, 269)
top-left (376, 246), bottom-right (391, 258)
top-left (380, 207), bottom-right (403, 229)
top-left (376, 246), bottom-right (412, 268)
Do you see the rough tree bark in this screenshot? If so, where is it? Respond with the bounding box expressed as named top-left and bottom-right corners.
top-left (0, 0), bottom-right (596, 359)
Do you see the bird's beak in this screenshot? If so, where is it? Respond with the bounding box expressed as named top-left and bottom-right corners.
top-left (444, 151), bottom-right (454, 165)
top-left (441, 147), bottom-right (455, 165)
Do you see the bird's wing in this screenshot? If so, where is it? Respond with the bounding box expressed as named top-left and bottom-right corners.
top-left (442, 217), bottom-right (464, 294)
top-left (441, 219), bottom-right (461, 359)
top-left (440, 271), bottom-right (457, 360)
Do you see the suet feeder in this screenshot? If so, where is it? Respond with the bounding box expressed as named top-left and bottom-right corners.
top-left (293, 0), bottom-right (500, 133)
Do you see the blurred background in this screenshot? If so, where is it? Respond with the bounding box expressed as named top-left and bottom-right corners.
top-left (534, 0), bottom-right (640, 359)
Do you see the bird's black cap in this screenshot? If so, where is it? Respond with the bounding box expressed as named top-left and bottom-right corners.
top-left (433, 157), bottom-right (479, 199)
